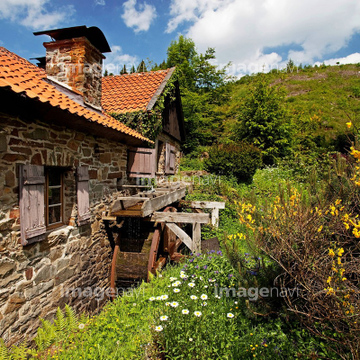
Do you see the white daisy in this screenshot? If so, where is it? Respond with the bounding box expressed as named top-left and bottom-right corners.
top-left (160, 315), bottom-right (168, 321)
top-left (227, 313), bottom-right (235, 318)
top-left (149, 297), bottom-right (156, 301)
top-left (173, 288), bottom-right (180, 293)
top-left (155, 325), bottom-right (163, 332)
top-left (78, 323), bottom-right (85, 330)
top-left (190, 295), bottom-right (198, 300)
top-left (194, 311), bottom-right (202, 317)
top-left (170, 301), bottom-right (179, 308)
top-left (182, 309), bottom-right (189, 315)
top-left (188, 283), bottom-right (195, 288)
top-left (170, 277), bottom-right (177, 282)
top-left (161, 294), bottom-right (168, 300)
top-left (200, 294), bottom-right (208, 300)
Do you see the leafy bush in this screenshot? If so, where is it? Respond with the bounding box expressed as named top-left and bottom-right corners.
top-left (204, 143), bottom-right (262, 183)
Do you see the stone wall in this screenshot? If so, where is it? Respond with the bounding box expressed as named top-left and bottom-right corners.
top-left (44, 37), bottom-right (104, 108)
top-left (0, 112), bottom-right (128, 345)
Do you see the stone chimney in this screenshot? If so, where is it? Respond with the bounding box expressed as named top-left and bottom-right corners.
top-left (34, 26), bottom-right (111, 109)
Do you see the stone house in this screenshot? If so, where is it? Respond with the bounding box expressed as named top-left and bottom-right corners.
top-left (0, 25), bottom-right (184, 345)
top-left (101, 67), bottom-right (185, 179)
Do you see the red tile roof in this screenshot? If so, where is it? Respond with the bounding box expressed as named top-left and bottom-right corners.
top-left (101, 68), bottom-right (175, 114)
top-left (0, 47), bottom-right (150, 143)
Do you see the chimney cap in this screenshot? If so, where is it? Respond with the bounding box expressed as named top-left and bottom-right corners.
top-left (33, 25), bottom-right (111, 53)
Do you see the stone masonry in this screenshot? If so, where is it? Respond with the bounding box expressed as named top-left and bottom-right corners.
top-left (44, 37), bottom-right (104, 109)
top-left (0, 112), bottom-right (129, 345)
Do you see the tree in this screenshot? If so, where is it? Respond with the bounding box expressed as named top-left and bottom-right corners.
top-left (130, 65), bottom-right (136, 74)
top-left (120, 65), bottom-right (128, 75)
top-left (235, 74), bottom-right (293, 165)
top-left (137, 60), bottom-right (147, 73)
top-left (103, 69), bottom-right (109, 77)
top-left (165, 36), bottom-right (231, 153)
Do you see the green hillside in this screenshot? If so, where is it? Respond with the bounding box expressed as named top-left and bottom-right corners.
top-left (219, 64), bottom-right (360, 150)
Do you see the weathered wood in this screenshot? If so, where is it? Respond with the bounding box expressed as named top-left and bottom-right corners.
top-left (147, 226), bottom-right (161, 280)
top-left (165, 223), bottom-right (195, 252)
top-left (128, 147), bottom-right (156, 178)
top-left (190, 201), bottom-right (225, 209)
top-left (151, 212), bottom-right (210, 224)
top-left (192, 222), bottom-right (201, 253)
top-left (141, 187), bottom-right (186, 217)
top-left (19, 164), bottom-right (46, 245)
top-left (111, 197), bottom-right (146, 213)
top-left (190, 201), bottom-right (225, 228)
top-left (77, 166), bottom-right (91, 226)
top-left (110, 245), bottom-right (120, 300)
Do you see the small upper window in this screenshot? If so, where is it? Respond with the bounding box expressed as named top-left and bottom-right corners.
top-left (45, 168), bottom-right (64, 229)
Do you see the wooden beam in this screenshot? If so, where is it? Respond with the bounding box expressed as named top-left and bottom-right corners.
top-left (151, 212), bottom-right (210, 224)
top-left (190, 201), bottom-right (225, 228)
top-left (190, 201), bottom-right (225, 209)
top-left (141, 187), bottom-right (186, 217)
top-left (111, 197), bottom-right (147, 213)
top-left (193, 222), bottom-right (201, 253)
top-left (165, 223), bottom-right (195, 252)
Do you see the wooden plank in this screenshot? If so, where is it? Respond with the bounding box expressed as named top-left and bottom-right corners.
top-left (110, 197), bottom-right (148, 213)
top-left (151, 212), bottom-right (210, 224)
top-left (116, 252), bottom-right (149, 280)
top-left (193, 222), bottom-right (201, 253)
top-left (166, 223), bottom-right (195, 252)
top-left (211, 207), bottom-right (220, 228)
top-left (190, 201), bottom-right (225, 209)
top-left (141, 187), bottom-right (186, 217)
top-left (120, 185), bottom-right (153, 189)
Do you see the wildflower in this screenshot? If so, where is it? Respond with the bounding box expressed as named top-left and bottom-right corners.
top-left (346, 121), bottom-right (352, 129)
top-left (328, 249), bottom-right (335, 257)
top-left (182, 309), bottom-right (189, 315)
top-left (317, 225), bottom-right (323, 233)
top-left (188, 282), bottom-right (195, 288)
top-left (174, 288), bottom-right (180, 293)
top-left (194, 311), bottom-right (202, 317)
top-left (170, 301), bottom-right (179, 308)
top-left (78, 323), bottom-right (85, 330)
top-left (338, 248), bottom-right (344, 257)
top-left (201, 302), bottom-right (207, 306)
top-left (203, 265), bottom-right (208, 270)
top-left (156, 296), bottom-right (162, 300)
top-left (342, 277), bottom-right (347, 281)
top-left (160, 315), bottom-right (168, 321)
top-left (161, 294), bottom-right (168, 300)
top-left (133, 303), bottom-right (136, 306)
top-left (155, 325), bottom-right (163, 332)
top-left (337, 257), bottom-right (342, 265)
top-left (169, 277), bottom-right (177, 282)
top-left (327, 276), bottom-right (332, 284)
top-left (200, 294), bottom-right (208, 300)
top-left (172, 281), bottom-right (181, 287)
top-left (189, 338), bottom-right (193, 342)
top-left (190, 295), bottom-right (198, 300)
top-left (149, 297), bottom-right (156, 301)
top-left (180, 273), bottom-right (187, 279)
top-left (165, 302), bottom-right (170, 306)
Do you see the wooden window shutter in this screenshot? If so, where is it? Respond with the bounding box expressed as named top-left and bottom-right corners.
top-left (127, 148), bottom-right (156, 178)
top-left (19, 165), bottom-right (46, 245)
top-left (77, 166), bottom-right (91, 226)
top-left (165, 143), bottom-right (176, 175)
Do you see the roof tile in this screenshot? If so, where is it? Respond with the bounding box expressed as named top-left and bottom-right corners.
top-left (101, 69), bottom-right (172, 114)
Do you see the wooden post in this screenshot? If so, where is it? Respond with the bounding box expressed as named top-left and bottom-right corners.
top-left (192, 222), bottom-right (201, 253)
top-left (211, 208), bottom-right (219, 227)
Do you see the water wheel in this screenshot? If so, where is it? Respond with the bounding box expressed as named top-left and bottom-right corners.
top-left (109, 207), bottom-right (183, 298)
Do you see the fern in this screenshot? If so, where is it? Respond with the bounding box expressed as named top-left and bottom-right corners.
top-left (54, 307), bottom-right (66, 333)
top-left (64, 304), bottom-right (78, 330)
top-left (0, 339), bottom-right (11, 360)
top-left (10, 342), bottom-right (27, 360)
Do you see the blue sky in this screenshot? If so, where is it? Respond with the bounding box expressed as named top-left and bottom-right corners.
top-left (0, 0), bottom-right (359, 77)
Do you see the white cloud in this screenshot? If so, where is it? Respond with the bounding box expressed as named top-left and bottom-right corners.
top-left (0, 0), bottom-right (74, 30)
top-left (121, 0), bottom-right (157, 33)
top-left (95, 0), bottom-right (106, 5)
top-left (314, 53), bottom-right (360, 66)
top-left (167, 0), bottom-right (360, 75)
top-left (104, 44), bottom-right (139, 74)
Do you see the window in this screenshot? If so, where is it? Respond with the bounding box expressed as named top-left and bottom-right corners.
top-left (45, 168), bottom-right (64, 229)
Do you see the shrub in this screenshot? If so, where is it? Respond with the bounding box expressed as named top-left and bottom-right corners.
top-left (204, 143), bottom-right (262, 183)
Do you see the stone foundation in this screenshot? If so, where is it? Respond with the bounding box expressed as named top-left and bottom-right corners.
top-left (0, 113), bottom-right (128, 345)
